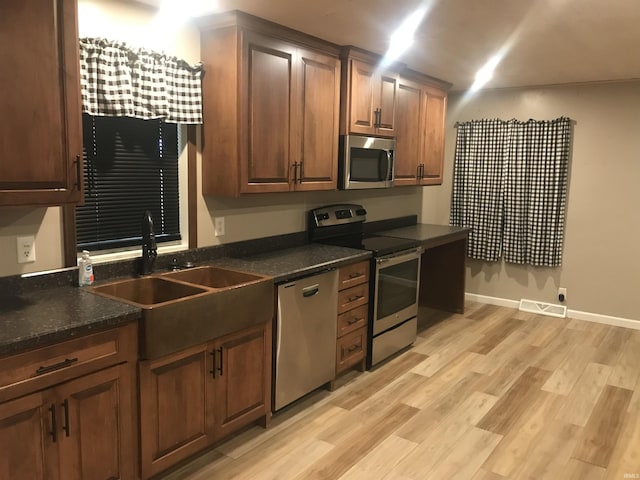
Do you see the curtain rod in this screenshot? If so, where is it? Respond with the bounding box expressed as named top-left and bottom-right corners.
top-left (454, 117), bottom-right (574, 128)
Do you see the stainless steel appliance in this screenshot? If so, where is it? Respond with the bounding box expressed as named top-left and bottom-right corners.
top-left (371, 248), bottom-right (421, 366)
top-left (309, 204), bottom-right (421, 368)
top-left (274, 269), bottom-right (338, 410)
top-left (338, 135), bottom-right (395, 189)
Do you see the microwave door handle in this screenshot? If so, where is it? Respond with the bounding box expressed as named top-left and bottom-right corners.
top-left (378, 150), bottom-right (387, 181)
top-left (385, 150), bottom-right (393, 183)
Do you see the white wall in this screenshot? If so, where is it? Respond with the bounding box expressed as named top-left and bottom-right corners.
top-left (423, 81), bottom-right (640, 321)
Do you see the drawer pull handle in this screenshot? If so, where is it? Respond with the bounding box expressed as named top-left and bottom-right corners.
top-left (348, 295), bottom-right (363, 302)
top-left (62, 399), bottom-right (70, 437)
top-left (36, 357), bottom-right (78, 375)
top-left (347, 344), bottom-right (360, 353)
top-left (347, 317), bottom-right (363, 325)
top-left (49, 404), bottom-right (57, 442)
top-left (348, 273), bottom-right (362, 279)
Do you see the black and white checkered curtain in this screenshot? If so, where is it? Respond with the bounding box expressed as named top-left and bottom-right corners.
top-left (450, 119), bottom-right (508, 262)
top-left (503, 118), bottom-right (571, 266)
top-left (79, 38), bottom-right (203, 124)
top-left (451, 117), bottom-right (571, 267)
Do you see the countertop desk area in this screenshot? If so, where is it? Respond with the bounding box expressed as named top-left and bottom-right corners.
top-left (378, 224), bottom-right (471, 314)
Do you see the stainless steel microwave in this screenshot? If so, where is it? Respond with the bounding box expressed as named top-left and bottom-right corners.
top-left (338, 135), bottom-right (395, 189)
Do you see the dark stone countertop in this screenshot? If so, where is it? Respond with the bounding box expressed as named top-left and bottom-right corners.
top-left (378, 223), bottom-right (471, 249)
top-left (211, 244), bottom-right (372, 283)
top-left (0, 243), bottom-right (370, 357)
top-left (0, 286), bottom-right (139, 357)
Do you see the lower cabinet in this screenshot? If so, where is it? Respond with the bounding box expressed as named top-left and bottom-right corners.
top-left (214, 326), bottom-right (271, 438)
top-left (335, 261), bottom-right (370, 376)
top-left (56, 364), bottom-right (136, 480)
top-left (0, 324), bottom-right (138, 480)
top-left (139, 322), bottom-right (271, 479)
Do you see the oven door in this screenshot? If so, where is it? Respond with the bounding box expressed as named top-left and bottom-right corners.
top-left (372, 248), bottom-right (421, 335)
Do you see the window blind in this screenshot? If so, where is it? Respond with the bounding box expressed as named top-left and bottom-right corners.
top-left (76, 114), bottom-right (180, 251)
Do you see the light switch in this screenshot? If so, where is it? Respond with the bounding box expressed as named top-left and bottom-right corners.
top-left (215, 217), bottom-right (225, 237)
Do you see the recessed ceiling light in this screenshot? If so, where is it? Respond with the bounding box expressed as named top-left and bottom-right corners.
top-left (382, 6), bottom-right (428, 66)
top-left (470, 54), bottom-right (503, 91)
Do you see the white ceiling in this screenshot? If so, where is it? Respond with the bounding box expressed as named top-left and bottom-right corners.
top-left (141, 0), bottom-right (640, 91)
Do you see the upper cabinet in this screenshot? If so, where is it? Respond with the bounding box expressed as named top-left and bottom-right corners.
top-left (340, 48), bottom-right (398, 137)
top-left (394, 70), bottom-right (449, 187)
top-left (0, 0), bottom-right (83, 206)
top-left (198, 12), bottom-right (341, 196)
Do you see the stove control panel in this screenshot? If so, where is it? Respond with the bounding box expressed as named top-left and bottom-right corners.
top-left (335, 209), bottom-right (352, 219)
top-left (309, 204), bottom-right (367, 228)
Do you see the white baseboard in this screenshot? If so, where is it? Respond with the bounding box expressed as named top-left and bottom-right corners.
top-left (465, 293), bottom-right (640, 330)
top-left (566, 309), bottom-right (640, 330)
top-left (465, 293), bottom-right (520, 309)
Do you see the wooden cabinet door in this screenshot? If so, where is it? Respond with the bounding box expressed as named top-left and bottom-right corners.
top-left (348, 59), bottom-right (377, 135)
top-left (56, 364), bottom-right (136, 480)
top-left (421, 86), bottom-right (447, 185)
top-left (0, 0), bottom-right (82, 206)
top-left (377, 72), bottom-right (398, 136)
top-left (139, 344), bottom-right (215, 479)
top-left (394, 79), bottom-right (423, 186)
top-left (294, 48), bottom-right (340, 191)
top-left (214, 323), bottom-right (270, 439)
top-left (346, 59), bottom-right (397, 137)
top-left (0, 391), bottom-right (58, 480)
top-left (241, 31), bottom-right (296, 193)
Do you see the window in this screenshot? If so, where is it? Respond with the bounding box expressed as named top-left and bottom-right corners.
top-left (76, 114), bottom-right (180, 252)
top-left (450, 117), bottom-right (572, 267)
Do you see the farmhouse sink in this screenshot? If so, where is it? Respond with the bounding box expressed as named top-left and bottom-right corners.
top-left (163, 266), bottom-right (264, 288)
top-left (91, 276), bottom-right (208, 307)
top-left (90, 268), bottom-right (273, 360)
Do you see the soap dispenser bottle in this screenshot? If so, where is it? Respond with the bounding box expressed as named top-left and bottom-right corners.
top-left (78, 250), bottom-right (94, 286)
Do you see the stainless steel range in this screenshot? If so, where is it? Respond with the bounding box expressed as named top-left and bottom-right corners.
top-left (309, 204), bottom-right (422, 368)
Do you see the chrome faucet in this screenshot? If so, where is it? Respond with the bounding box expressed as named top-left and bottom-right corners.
top-left (140, 210), bottom-right (157, 275)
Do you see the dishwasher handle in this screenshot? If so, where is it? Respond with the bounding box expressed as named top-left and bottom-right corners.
top-left (302, 284), bottom-right (320, 297)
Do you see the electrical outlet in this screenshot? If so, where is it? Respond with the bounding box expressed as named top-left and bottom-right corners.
top-left (17, 236), bottom-right (36, 263)
top-left (214, 217), bottom-right (225, 237)
top-left (558, 287), bottom-right (567, 303)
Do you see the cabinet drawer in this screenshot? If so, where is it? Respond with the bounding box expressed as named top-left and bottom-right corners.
top-left (338, 261), bottom-right (370, 291)
top-left (337, 304), bottom-right (368, 338)
top-left (0, 323), bottom-right (137, 403)
top-left (338, 283), bottom-right (368, 314)
top-left (336, 327), bottom-right (366, 374)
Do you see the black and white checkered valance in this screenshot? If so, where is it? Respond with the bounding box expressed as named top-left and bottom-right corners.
top-left (79, 38), bottom-right (203, 124)
top-left (451, 117), bottom-right (572, 267)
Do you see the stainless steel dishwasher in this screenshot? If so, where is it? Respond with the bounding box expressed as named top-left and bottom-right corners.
top-left (274, 268), bottom-right (338, 410)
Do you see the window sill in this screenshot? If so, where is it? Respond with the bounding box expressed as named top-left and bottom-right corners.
top-left (78, 242), bottom-right (188, 266)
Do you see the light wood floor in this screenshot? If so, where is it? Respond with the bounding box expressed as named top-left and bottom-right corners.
top-left (162, 303), bottom-right (640, 480)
